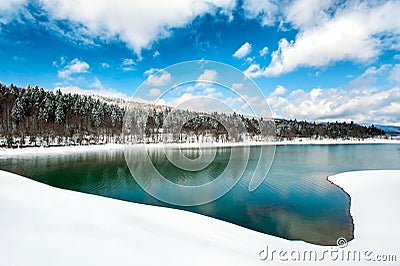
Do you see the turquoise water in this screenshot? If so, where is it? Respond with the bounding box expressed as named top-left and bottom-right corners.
top-left (1, 144), bottom-right (399, 245)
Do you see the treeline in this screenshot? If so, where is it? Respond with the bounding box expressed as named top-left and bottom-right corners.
top-left (275, 119), bottom-right (385, 140)
top-left (0, 83), bottom-right (387, 148)
top-left (123, 108), bottom-right (276, 143)
top-left (0, 83), bottom-right (125, 147)
top-left (123, 108), bottom-right (386, 144)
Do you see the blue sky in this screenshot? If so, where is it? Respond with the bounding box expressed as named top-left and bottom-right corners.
top-left (1, 0), bottom-right (400, 125)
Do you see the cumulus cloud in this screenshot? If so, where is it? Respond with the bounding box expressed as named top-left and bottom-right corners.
top-left (271, 86), bottom-right (400, 125)
top-left (197, 69), bottom-right (218, 82)
top-left (57, 58), bottom-right (89, 79)
top-left (284, 0), bottom-right (334, 29)
top-left (121, 58), bottom-right (135, 71)
top-left (155, 69), bottom-right (223, 109)
top-left (242, 0), bottom-right (279, 26)
top-left (148, 88), bottom-right (162, 97)
top-left (244, 64), bottom-right (263, 78)
top-left (35, 0), bottom-right (235, 55)
top-left (146, 70), bottom-right (172, 86)
top-left (245, 1), bottom-right (400, 77)
top-left (232, 42), bottom-right (252, 59)
top-left (259, 46), bottom-right (269, 57)
top-left (270, 85), bottom-right (286, 97)
top-left (144, 68), bottom-right (160, 76)
top-left (266, 65), bottom-right (400, 125)
top-left (231, 83), bottom-right (243, 90)
top-left (164, 87), bottom-right (223, 110)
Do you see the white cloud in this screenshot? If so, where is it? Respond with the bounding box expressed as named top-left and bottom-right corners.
top-left (148, 88), bottom-right (162, 97)
top-left (169, 93), bottom-right (196, 107)
top-left (173, 96), bottom-right (234, 113)
top-left (146, 70), bottom-right (171, 86)
top-left (57, 58), bottom-right (89, 79)
top-left (121, 58), bottom-right (135, 71)
top-left (242, 0), bottom-right (279, 26)
top-left (153, 50), bottom-right (160, 58)
top-left (204, 87), bottom-right (216, 94)
top-left (37, 0), bottom-right (236, 55)
top-left (166, 90), bottom-right (224, 112)
top-left (244, 64), bottom-right (263, 78)
top-left (389, 64), bottom-right (400, 83)
top-left (54, 82), bottom-right (130, 101)
top-left (144, 68), bottom-right (160, 76)
top-left (259, 46), bottom-right (269, 57)
top-left (101, 62), bottom-right (110, 68)
top-left (379, 102), bottom-right (400, 117)
top-left (232, 42), bottom-right (252, 59)
top-left (158, 79), bottom-right (228, 111)
top-left (0, 0), bottom-right (25, 23)
top-left (0, 0), bottom-right (25, 10)
top-left (52, 56), bottom-right (66, 68)
top-left (122, 58), bottom-right (134, 66)
top-left (270, 85), bottom-right (286, 97)
top-left (90, 77), bottom-right (104, 90)
top-left (197, 69), bottom-right (218, 82)
top-left (231, 83), bottom-right (243, 90)
top-left (394, 54), bottom-right (400, 60)
top-left (266, 65), bottom-right (400, 125)
top-left (275, 86), bottom-right (400, 125)
top-left (245, 1), bottom-right (400, 77)
top-left (284, 0), bottom-right (334, 29)
top-left (348, 65), bottom-right (391, 89)
top-left (246, 56), bottom-right (255, 63)
top-left (223, 96), bottom-right (245, 112)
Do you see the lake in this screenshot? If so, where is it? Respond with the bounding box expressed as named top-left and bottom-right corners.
top-left (1, 144), bottom-right (399, 245)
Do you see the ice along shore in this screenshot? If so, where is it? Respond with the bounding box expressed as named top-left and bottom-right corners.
top-left (0, 137), bottom-right (399, 156)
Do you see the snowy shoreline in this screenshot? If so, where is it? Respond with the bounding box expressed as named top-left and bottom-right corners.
top-left (1, 137), bottom-right (399, 156)
top-left (0, 169), bottom-right (399, 265)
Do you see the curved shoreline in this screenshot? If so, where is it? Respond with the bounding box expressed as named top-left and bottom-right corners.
top-left (326, 175), bottom-right (355, 243)
top-left (0, 138), bottom-right (399, 156)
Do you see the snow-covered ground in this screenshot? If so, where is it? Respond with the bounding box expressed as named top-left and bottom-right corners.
top-left (0, 170), bottom-right (399, 265)
top-left (0, 143), bottom-right (124, 156)
top-left (0, 138), bottom-right (399, 156)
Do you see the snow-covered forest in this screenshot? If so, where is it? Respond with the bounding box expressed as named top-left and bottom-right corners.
top-left (123, 107), bottom-right (276, 144)
top-left (0, 83), bottom-right (387, 148)
top-left (0, 83), bottom-right (125, 147)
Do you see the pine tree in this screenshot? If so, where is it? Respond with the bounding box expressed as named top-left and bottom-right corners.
top-left (11, 97), bottom-right (24, 126)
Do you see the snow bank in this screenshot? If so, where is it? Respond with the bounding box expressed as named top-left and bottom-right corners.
top-left (0, 143), bottom-right (124, 156)
top-left (328, 170), bottom-right (400, 252)
top-left (1, 138), bottom-right (399, 156)
top-left (0, 170), bottom-right (399, 265)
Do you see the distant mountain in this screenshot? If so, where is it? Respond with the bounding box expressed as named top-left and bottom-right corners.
top-left (375, 125), bottom-right (400, 135)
